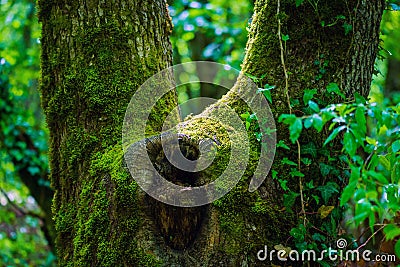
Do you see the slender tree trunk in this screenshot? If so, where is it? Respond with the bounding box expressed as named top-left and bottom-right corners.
top-left (38, 0), bottom-right (384, 266)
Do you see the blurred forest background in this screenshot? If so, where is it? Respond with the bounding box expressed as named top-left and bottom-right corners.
top-left (0, 0), bottom-right (399, 265)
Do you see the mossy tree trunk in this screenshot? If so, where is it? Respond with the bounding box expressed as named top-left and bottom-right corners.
top-left (38, 0), bottom-right (384, 266)
top-left (38, 0), bottom-right (176, 265)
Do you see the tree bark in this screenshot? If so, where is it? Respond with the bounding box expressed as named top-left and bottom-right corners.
top-left (38, 0), bottom-right (176, 265)
top-left (38, 0), bottom-right (385, 266)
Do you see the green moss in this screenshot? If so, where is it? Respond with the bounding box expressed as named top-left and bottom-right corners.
top-left (39, 3), bottom-right (176, 263)
top-left (68, 145), bottom-right (159, 266)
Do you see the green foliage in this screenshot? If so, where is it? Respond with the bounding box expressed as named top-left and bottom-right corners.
top-left (0, 0), bottom-right (55, 265)
top-left (279, 85), bottom-right (400, 260)
top-left (169, 0), bottom-right (252, 101)
top-left (169, 0), bottom-right (251, 69)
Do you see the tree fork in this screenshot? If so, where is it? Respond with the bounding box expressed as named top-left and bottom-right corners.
top-left (38, 0), bottom-right (385, 265)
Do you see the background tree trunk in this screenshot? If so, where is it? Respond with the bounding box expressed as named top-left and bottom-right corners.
top-left (38, 0), bottom-right (384, 266)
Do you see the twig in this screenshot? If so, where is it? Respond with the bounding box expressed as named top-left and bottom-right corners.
top-left (0, 187), bottom-right (43, 220)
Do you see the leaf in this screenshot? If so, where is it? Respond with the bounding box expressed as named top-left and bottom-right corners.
top-left (340, 181), bottom-right (357, 206)
top-left (312, 233), bottom-right (326, 242)
top-left (355, 107), bottom-right (367, 134)
top-left (272, 170), bottom-right (278, 179)
top-left (392, 161), bottom-right (400, 183)
top-left (249, 113), bottom-right (258, 121)
top-left (290, 169), bottom-right (304, 177)
top-left (282, 34), bottom-right (290, 41)
top-left (312, 195), bottom-right (320, 204)
top-left (289, 118), bottom-right (303, 143)
top-left (303, 89), bottom-right (317, 105)
top-left (278, 113), bottom-right (296, 124)
top-left (366, 136), bottom-right (377, 145)
top-left (240, 112), bottom-right (250, 120)
top-left (317, 182), bottom-right (339, 204)
top-left (304, 117), bottom-right (313, 129)
top-left (319, 163), bottom-right (333, 176)
top-left (384, 224), bottom-right (400, 240)
top-left (395, 240), bottom-right (400, 259)
top-left (281, 157), bottom-right (297, 166)
top-left (323, 125), bottom-right (346, 146)
top-left (343, 131), bottom-right (357, 156)
top-left (343, 23), bottom-right (352, 35)
top-left (290, 224), bottom-right (306, 242)
top-left (318, 205), bottom-right (335, 219)
top-left (301, 158), bottom-right (312, 165)
top-left (354, 92), bottom-right (367, 104)
top-left (366, 171), bottom-right (389, 184)
top-left (277, 140), bottom-right (290, 150)
top-left (257, 85), bottom-right (275, 104)
top-left (379, 155), bottom-right (391, 171)
top-left (302, 142), bottom-right (318, 158)
top-left (274, 244), bottom-right (291, 258)
top-left (284, 192), bottom-right (300, 211)
top-left (279, 179), bottom-right (289, 191)
top-left (308, 100), bottom-right (320, 112)
top-left (312, 114), bottom-right (324, 132)
top-left (27, 166), bottom-right (41, 176)
top-left (262, 89), bottom-right (272, 103)
top-left (390, 3), bottom-right (400, 11)
top-left (326, 83), bottom-right (345, 99)
top-left (392, 140), bottom-right (400, 153)
top-left (295, 0), bottom-right (305, 7)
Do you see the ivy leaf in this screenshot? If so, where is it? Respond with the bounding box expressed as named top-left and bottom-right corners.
top-left (317, 182), bottom-right (339, 204)
top-left (303, 89), bottom-right (317, 105)
top-left (290, 169), bottom-right (304, 177)
top-left (290, 224), bottom-right (306, 242)
top-left (284, 192), bottom-right (300, 211)
top-left (319, 163), bottom-right (333, 176)
top-left (277, 140), bottom-right (290, 150)
top-left (302, 142), bottom-right (318, 158)
top-left (272, 170), bottom-right (278, 179)
top-left (27, 166), bottom-right (41, 176)
top-left (343, 23), bottom-right (352, 35)
top-left (281, 157), bottom-right (297, 166)
top-left (279, 179), bottom-right (289, 191)
top-left (318, 205), bottom-right (335, 219)
top-left (282, 34), bottom-right (290, 41)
